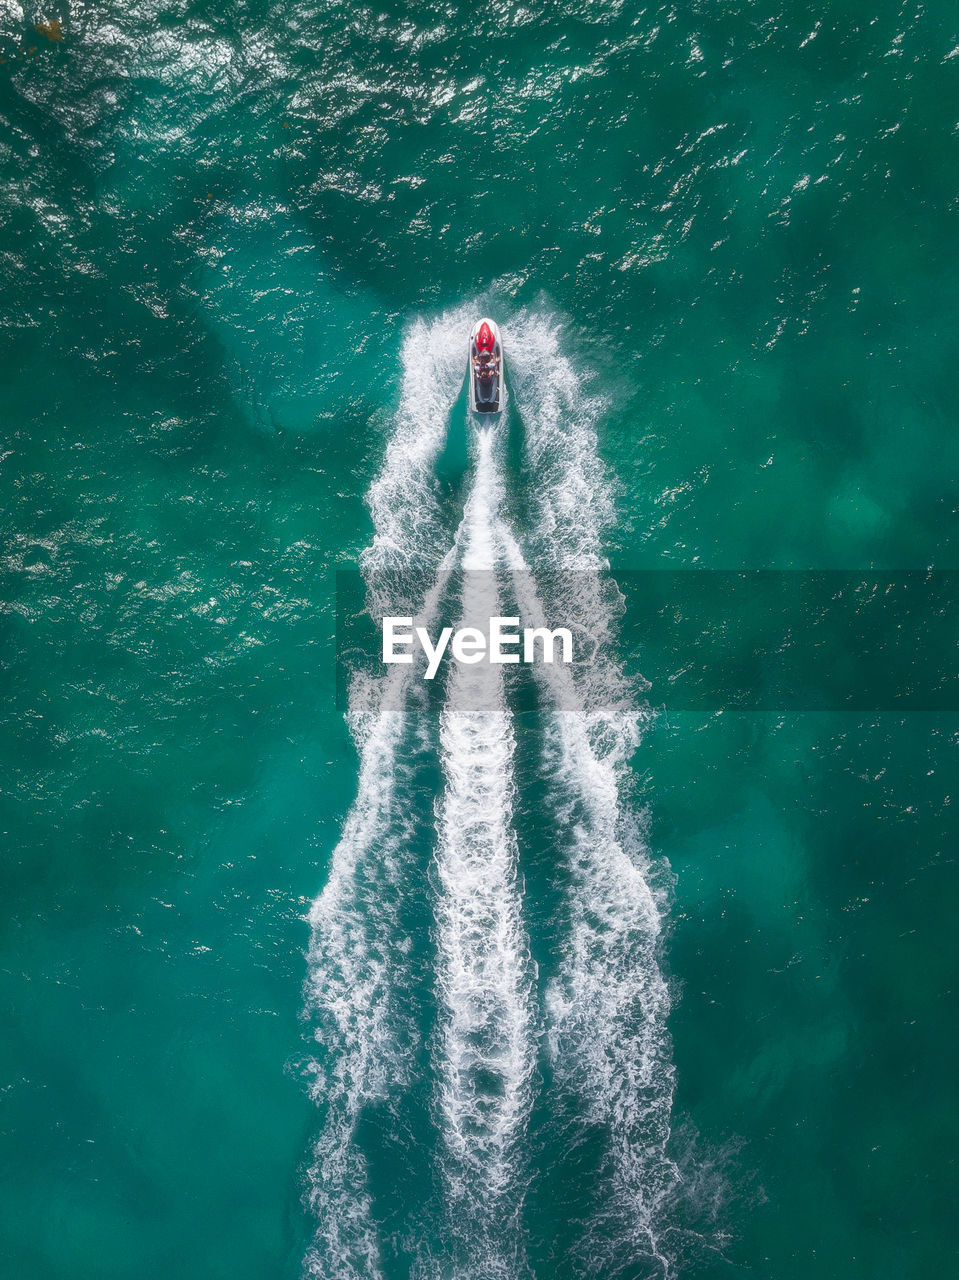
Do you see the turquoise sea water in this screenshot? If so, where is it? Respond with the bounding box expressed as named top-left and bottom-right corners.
top-left (2, 1), bottom-right (958, 1277)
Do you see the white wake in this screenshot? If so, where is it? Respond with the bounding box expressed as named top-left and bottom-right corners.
top-left (430, 428), bottom-right (536, 1280)
top-left (304, 304), bottom-right (680, 1280)
top-left (303, 306), bottom-right (471, 1280)
top-left (506, 311), bottom-right (678, 1275)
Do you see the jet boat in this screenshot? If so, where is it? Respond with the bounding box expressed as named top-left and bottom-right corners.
top-left (468, 318), bottom-right (505, 414)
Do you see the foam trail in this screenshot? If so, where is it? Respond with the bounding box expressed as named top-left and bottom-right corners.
top-left (505, 312), bottom-right (679, 1275)
top-left (430, 428), bottom-right (536, 1280)
top-left (303, 307), bottom-right (470, 1279)
top-left (364, 307), bottom-right (474, 609)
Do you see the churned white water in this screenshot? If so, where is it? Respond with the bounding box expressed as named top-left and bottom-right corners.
top-left (305, 306), bottom-right (678, 1279)
top-left (507, 313), bottom-right (679, 1274)
top-left (431, 428), bottom-right (536, 1278)
top-left (303, 307), bottom-right (470, 1279)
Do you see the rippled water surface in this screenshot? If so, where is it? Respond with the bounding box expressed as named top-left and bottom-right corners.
top-left (2, 1), bottom-right (957, 1277)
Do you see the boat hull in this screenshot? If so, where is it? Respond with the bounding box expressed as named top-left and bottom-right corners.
top-left (468, 318), bottom-right (505, 415)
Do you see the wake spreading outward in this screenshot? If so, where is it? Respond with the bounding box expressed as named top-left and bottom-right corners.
top-left (302, 308), bottom-right (680, 1280)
